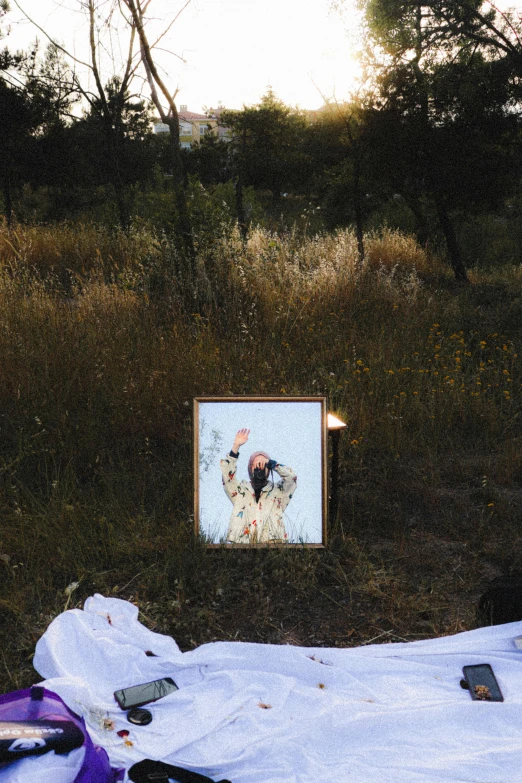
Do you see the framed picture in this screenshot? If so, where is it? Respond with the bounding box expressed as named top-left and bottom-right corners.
top-left (194, 397), bottom-right (327, 547)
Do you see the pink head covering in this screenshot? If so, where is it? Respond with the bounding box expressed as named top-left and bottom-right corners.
top-left (248, 451), bottom-right (270, 480)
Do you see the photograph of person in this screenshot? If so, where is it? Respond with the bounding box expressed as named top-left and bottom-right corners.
top-left (221, 428), bottom-right (297, 544)
top-left (194, 398), bottom-right (326, 546)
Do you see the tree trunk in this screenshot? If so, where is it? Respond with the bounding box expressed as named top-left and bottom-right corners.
top-left (2, 172), bottom-right (13, 228)
top-left (122, 0), bottom-right (195, 258)
top-left (235, 125), bottom-right (248, 241)
top-left (435, 198), bottom-right (469, 282)
top-left (402, 192), bottom-right (430, 247)
top-left (110, 140), bottom-right (131, 230)
top-left (167, 116), bottom-right (194, 258)
top-left (353, 157), bottom-right (365, 265)
top-left (411, 5), bottom-right (468, 282)
top-left (110, 114), bottom-right (132, 231)
top-left (87, 0), bottom-right (132, 230)
top-left (235, 176), bottom-right (247, 242)
top-left (98, 122), bottom-right (131, 230)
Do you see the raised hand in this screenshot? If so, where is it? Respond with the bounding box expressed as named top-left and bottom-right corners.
top-left (232, 428), bottom-right (250, 451)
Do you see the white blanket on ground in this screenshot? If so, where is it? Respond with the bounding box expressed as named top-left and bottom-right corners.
top-left (32, 594), bottom-right (522, 783)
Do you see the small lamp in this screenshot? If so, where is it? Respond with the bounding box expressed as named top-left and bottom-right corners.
top-left (328, 413), bottom-right (347, 523)
top-left (328, 414), bottom-right (347, 431)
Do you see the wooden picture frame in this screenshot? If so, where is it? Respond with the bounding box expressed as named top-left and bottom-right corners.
top-left (194, 397), bottom-right (327, 547)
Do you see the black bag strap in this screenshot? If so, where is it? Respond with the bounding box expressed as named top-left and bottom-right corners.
top-left (128, 759), bottom-right (231, 783)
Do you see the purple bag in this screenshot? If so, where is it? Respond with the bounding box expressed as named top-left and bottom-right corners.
top-left (0, 686), bottom-right (124, 782)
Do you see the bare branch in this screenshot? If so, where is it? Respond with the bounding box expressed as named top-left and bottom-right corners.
top-left (11, 0), bottom-right (93, 70)
top-left (150, 45), bottom-right (186, 62)
top-left (140, 37), bottom-right (166, 121)
top-left (88, 0), bottom-right (110, 118)
top-left (122, 0), bottom-right (181, 114)
top-left (148, 0), bottom-right (192, 51)
top-left (121, 14), bottom-right (136, 89)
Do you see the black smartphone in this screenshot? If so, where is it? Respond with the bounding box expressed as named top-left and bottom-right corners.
top-left (114, 676), bottom-right (178, 710)
top-left (462, 664), bottom-right (504, 702)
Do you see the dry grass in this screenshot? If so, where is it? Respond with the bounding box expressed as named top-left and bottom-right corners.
top-left (0, 220), bottom-right (520, 692)
top-left (0, 222), bottom-right (160, 280)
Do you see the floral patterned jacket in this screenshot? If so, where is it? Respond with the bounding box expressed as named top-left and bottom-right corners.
top-left (220, 454), bottom-right (297, 543)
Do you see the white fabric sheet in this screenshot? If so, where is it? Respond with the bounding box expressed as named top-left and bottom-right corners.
top-left (0, 747), bottom-right (85, 783)
top-left (32, 594), bottom-right (522, 783)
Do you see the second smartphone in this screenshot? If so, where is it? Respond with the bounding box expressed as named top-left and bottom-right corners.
top-left (114, 676), bottom-right (179, 709)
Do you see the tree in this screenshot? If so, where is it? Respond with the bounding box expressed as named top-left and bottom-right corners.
top-left (0, 4), bottom-right (46, 225)
top-left (186, 133), bottom-right (230, 187)
top-left (13, 0), bottom-right (145, 228)
top-left (222, 89), bottom-right (309, 197)
top-left (23, 42), bottom-right (78, 129)
top-left (24, 72), bottom-right (156, 221)
top-left (220, 89), bottom-right (310, 237)
top-left (19, 43), bottom-right (80, 208)
top-left (305, 99), bottom-right (377, 262)
top-left (0, 0), bottom-right (11, 46)
top-left (341, 0), bottom-right (522, 280)
top-left (0, 80), bottom-right (33, 224)
top-left (0, 0), bottom-right (10, 61)
top-left (76, 75), bottom-right (154, 194)
top-left (82, 0), bottom-right (140, 227)
top-left (427, 0), bottom-right (522, 69)
top-left (365, 1), bottom-right (470, 279)
top-left (120, 0), bottom-right (195, 256)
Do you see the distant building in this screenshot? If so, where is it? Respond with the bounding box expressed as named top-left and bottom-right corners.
top-left (153, 105), bottom-right (229, 149)
top-left (206, 106), bottom-right (233, 143)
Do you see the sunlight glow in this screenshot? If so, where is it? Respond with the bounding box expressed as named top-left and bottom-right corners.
top-left (7, 0), bottom-right (363, 112)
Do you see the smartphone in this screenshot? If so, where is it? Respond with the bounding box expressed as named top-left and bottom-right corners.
top-left (114, 676), bottom-right (178, 710)
top-left (462, 664), bottom-right (504, 702)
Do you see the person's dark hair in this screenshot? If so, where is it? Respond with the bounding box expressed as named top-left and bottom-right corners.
top-left (250, 459), bottom-right (276, 503)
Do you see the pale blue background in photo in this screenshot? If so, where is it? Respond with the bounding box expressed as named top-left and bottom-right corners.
top-left (197, 400), bottom-right (324, 543)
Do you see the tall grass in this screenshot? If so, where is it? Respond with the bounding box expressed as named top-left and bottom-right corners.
top-left (0, 219), bottom-right (520, 690)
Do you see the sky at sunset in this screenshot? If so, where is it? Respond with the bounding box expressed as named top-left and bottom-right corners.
top-left (6, 0), bottom-right (363, 113)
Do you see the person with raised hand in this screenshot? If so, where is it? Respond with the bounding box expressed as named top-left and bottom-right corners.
top-left (220, 429), bottom-right (297, 544)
